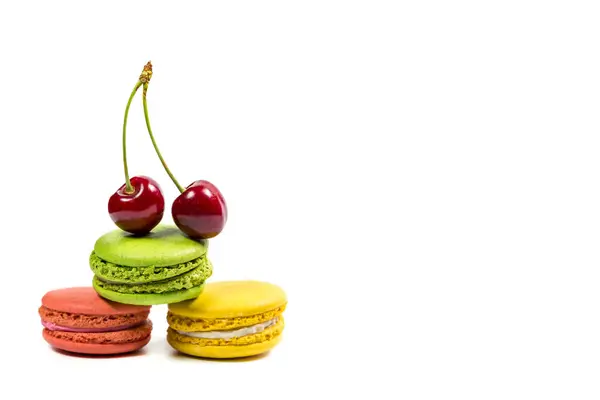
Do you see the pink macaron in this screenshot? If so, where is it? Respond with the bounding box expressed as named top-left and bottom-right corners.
top-left (39, 287), bottom-right (153, 355)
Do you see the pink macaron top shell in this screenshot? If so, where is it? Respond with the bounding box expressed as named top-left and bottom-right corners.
top-left (42, 287), bottom-right (150, 315)
top-left (42, 320), bottom-right (145, 333)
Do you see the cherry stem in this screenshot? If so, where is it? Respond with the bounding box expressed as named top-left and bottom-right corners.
top-left (142, 79), bottom-right (185, 193)
top-left (122, 81), bottom-right (142, 194)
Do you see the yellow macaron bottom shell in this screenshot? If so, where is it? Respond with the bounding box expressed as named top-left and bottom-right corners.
top-left (167, 317), bottom-right (284, 359)
top-left (167, 305), bottom-right (286, 332)
top-left (168, 333), bottom-right (282, 359)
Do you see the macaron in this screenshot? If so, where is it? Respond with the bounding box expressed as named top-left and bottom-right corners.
top-left (90, 225), bottom-right (213, 305)
top-left (167, 280), bottom-right (287, 359)
top-left (39, 287), bottom-right (152, 355)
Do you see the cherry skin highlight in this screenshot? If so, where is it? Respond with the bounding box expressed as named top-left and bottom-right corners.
top-left (172, 180), bottom-right (227, 239)
top-left (108, 176), bottom-right (165, 235)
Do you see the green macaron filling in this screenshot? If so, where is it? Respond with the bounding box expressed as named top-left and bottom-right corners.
top-left (93, 260), bottom-right (213, 294)
top-left (90, 252), bottom-right (206, 284)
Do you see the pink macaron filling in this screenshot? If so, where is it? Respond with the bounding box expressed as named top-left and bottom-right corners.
top-left (42, 320), bottom-right (144, 333)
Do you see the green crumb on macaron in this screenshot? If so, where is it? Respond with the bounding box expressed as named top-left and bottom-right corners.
top-left (93, 259), bottom-right (212, 294)
top-left (89, 253), bottom-right (206, 284)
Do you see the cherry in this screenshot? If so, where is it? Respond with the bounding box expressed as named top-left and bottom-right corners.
top-left (108, 176), bottom-right (165, 234)
top-left (108, 62), bottom-right (165, 235)
top-left (140, 65), bottom-right (227, 239)
top-left (172, 180), bottom-right (227, 239)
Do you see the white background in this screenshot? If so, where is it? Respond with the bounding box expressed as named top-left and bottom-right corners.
top-left (0, 1), bottom-right (599, 399)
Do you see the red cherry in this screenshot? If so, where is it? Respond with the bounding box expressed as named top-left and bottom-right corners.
top-left (108, 176), bottom-right (165, 235)
top-left (138, 63), bottom-right (226, 239)
top-left (109, 63), bottom-right (162, 235)
top-left (172, 180), bottom-right (227, 239)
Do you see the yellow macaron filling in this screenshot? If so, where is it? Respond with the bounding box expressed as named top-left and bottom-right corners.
top-left (167, 317), bottom-right (284, 347)
top-left (167, 305), bottom-right (286, 331)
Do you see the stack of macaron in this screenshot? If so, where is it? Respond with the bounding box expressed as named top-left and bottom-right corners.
top-left (39, 226), bottom-right (287, 358)
top-left (38, 219), bottom-right (289, 359)
top-left (39, 61), bottom-right (287, 359)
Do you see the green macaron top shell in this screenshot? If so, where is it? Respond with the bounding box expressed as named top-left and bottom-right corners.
top-left (94, 225), bottom-right (208, 267)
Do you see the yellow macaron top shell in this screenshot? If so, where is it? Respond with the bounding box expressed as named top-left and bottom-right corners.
top-left (168, 281), bottom-right (287, 320)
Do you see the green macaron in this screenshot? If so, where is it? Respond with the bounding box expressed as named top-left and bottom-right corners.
top-left (90, 225), bottom-right (213, 305)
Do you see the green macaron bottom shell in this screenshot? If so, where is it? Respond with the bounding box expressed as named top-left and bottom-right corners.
top-left (93, 280), bottom-right (206, 306)
top-left (93, 260), bottom-right (213, 294)
top-left (90, 252), bottom-right (207, 284)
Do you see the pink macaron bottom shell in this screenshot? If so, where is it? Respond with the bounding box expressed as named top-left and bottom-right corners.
top-left (43, 330), bottom-right (151, 355)
top-left (42, 320), bottom-right (144, 333)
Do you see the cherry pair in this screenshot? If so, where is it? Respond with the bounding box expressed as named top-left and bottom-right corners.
top-left (108, 62), bottom-right (227, 239)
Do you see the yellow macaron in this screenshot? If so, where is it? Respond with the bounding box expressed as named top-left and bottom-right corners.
top-left (167, 280), bottom-right (287, 359)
